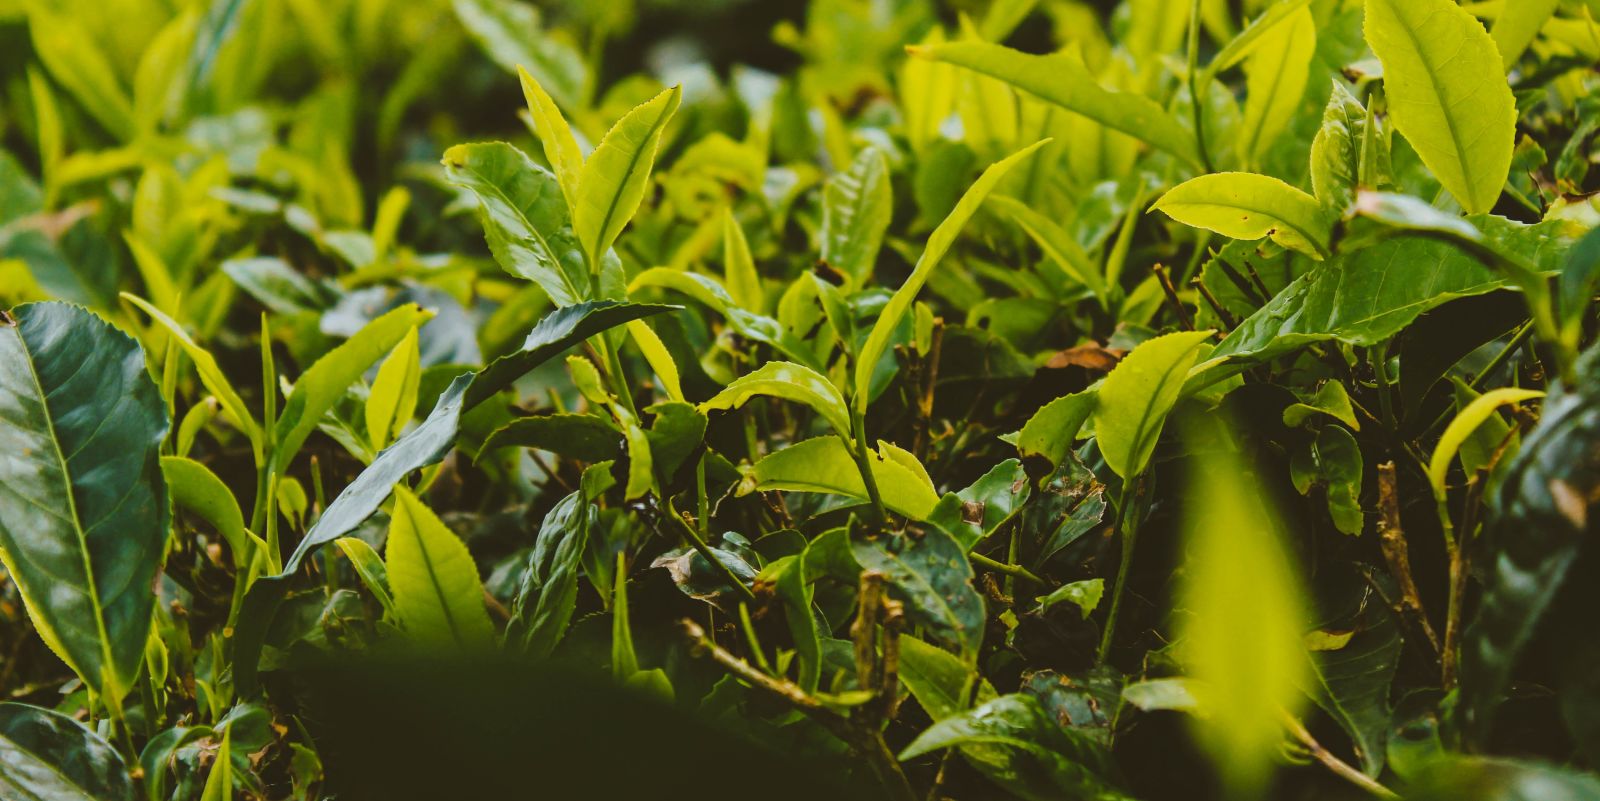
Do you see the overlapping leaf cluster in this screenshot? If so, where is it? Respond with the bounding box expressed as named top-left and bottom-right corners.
top-left (2, 0), bottom-right (1600, 799)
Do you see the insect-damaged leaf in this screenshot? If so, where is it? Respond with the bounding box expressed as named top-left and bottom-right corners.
top-left (1153, 172), bottom-right (1331, 259)
top-left (852, 525), bottom-right (984, 657)
top-left (0, 302), bottom-right (168, 699)
top-left (900, 694), bottom-right (1128, 801)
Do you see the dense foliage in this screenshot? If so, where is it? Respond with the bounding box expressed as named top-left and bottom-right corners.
top-left (2, 0), bottom-right (1600, 798)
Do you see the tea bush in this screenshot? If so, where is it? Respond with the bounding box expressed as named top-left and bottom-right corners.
top-left (2, 0), bottom-right (1600, 799)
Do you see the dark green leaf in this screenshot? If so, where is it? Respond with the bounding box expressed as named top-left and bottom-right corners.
top-left (0, 302), bottom-right (169, 698)
top-left (852, 525), bottom-right (984, 657)
top-left (0, 703), bottom-right (135, 801)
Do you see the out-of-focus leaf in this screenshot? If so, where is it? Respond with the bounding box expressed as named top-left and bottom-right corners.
top-left (1364, 0), bottom-right (1515, 214)
top-left (751, 436), bottom-right (939, 521)
top-left (275, 304), bottom-right (432, 471)
top-left (0, 702), bottom-right (135, 801)
top-left (164, 456), bottom-right (251, 568)
top-left (722, 209), bottom-right (762, 313)
top-left (1404, 758), bottom-right (1600, 801)
top-left (899, 635), bottom-right (980, 720)
top-left (452, 0), bottom-right (585, 108)
top-left (1178, 440), bottom-right (1307, 797)
top-left (335, 537), bottom-right (395, 618)
top-left (1153, 173), bottom-right (1330, 259)
top-left (1302, 612), bottom-right (1402, 777)
top-left (1238, 6), bottom-right (1315, 167)
top-left (124, 293), bottom-right (262, 461)
top-left (912, 41), bottom-right (1198, 167)
top-left (1491, 0), bottom-right (1560, 70)
top-left (507, 477), bottom-right (598, 656)
top-left (0, 302), bottom-right (168, 699)
top-left (820, 146), bottom-right (892, 285)
top-left (1428, 387), bottom-right (1542, 499)
top-left (757, 555), bottom-right (820, 691)
top-left (367, 325), bottom-right (421, 449)
top-left (1093, 330), bottom-right (1213, 479)
top-left (481, 414), bottom-right (620, 462)
top-left (386, 488), bottom-right (495, 648)
top-left (1460, 347), bottom-right (1600, 743)
top-left (991, 196), bottom-right (1109, 303)
top-left (853, 525), bottom-right (984, 656)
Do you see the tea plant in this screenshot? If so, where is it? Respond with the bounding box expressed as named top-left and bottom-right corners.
top-left (2, 0), bottom-right (1600, 799)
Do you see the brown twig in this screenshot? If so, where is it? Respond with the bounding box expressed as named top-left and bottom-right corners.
top-left (1152, 264), bottom-right (1195, 330)
top-left (1376, 462), bottom-right (1441, 656)
top-left (853, 572), bottom-right (887, 692)
top-left (679, 619), bottom-right (917, 801)
top-left (1190, 277), bottom-right (1238, 330)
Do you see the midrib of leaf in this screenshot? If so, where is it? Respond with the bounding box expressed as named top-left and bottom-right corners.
top-left (586, 110), bottom-right (672, 269)
top-left (414, 529), bottom-right (468, 648)
top-left (459, 160), bottom-right (582, 304)
top-left (1388, 9), bottom-right (1478, 204)
top-left (17, 328), bottom-right (117, 692)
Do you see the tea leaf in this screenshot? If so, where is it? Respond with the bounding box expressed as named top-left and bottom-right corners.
top-left (1153, 172), bottom-right (1331, 259)
top-left (752, 436), bottom-right (940, 520)
top-left (0, 703), bottom-right (136, 801)
top-left (1364, 0), bottom-right (1516, 214)
top-left (574, 85), bottom-right (682, 266)
top-left (0, 303), bottom-right (169, 699)
top-left (386, 487), bottom-right (496, 648)
top-left (820, 146), bottom-right (893, 285)
top-left (1093, 330), bottom-right (1213, 479)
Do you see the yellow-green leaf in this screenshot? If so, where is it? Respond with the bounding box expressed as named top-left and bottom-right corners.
top-left (1239, 6), bottom-right (1315, 167)
top-left (574, 85), bottom-right (682, 266)
top-left (625, 320), bottom-right (683, 402)
top-left (365, 326), bottom-right (421, 450)
top-left (911, 41), bottom-right (1200, 167)
top-left (517, 65), bottom-right (583, 210)
top-left (123, 293), bottom-right (262, 463)
top-left (855, 140), bottom-right (1048, 413)
top-left (751, 437), bottom-right (940, 520)
top-left (386, 487), bottom-right (495, 648)
top-left (1153, 172), bottom-right (1332, 259)
top-left (1490, 0), bottom-right (1560, 71)
top-left (1179, 441), bottom-right (1308, 798)
top-left (1428, 386), bottom-right (1543, 500)
top-left (723, 208), bottom-right (763, 313)
top-left (1364, 0), bottom-right (1516, 215)
top-left (700, 361), bottom-right (853, 440)
top-left (1093, 330), bottom-right (1214, 479)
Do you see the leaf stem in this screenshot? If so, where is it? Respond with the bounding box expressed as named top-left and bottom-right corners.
top-left (1186, 0), bottom-right (1216, 174)
top-left (969, 552), bottom-right (1045, 586)
top-left (1282, 710), bottom-right (1400, 799)
top-left (849, 408), bottom-right (891, 528)
top-left (665, 498), bottom-right (756, 604)
top-left (1098, 476), bottom-right (1144, 663)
